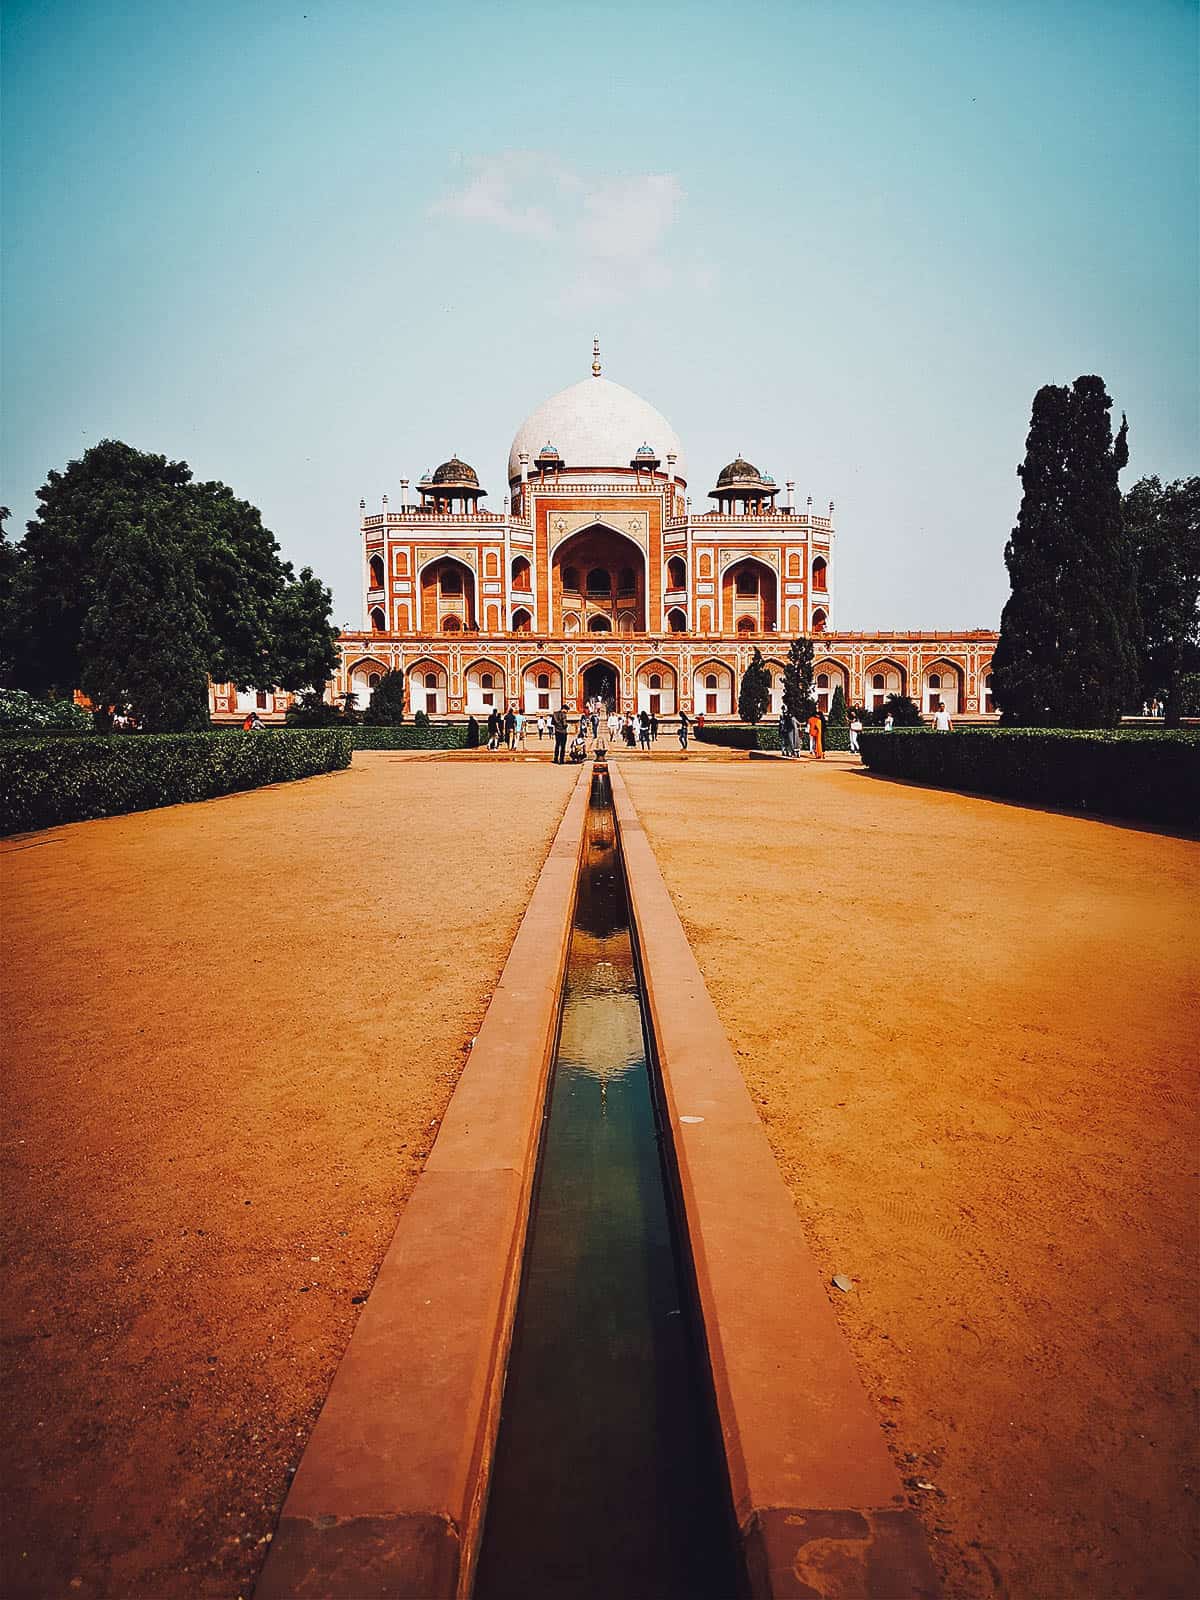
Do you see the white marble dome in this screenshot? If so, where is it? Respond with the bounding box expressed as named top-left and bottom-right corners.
top-left (508, 376), bottom-right (686, 483)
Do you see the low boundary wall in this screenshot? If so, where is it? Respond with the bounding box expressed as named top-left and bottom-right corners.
top-left (256, 764), bottom-right (591, 1600)
top-left (609, 763), bottom-right (940, 1599)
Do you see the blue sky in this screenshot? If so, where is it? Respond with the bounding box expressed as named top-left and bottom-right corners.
top-left (3, 0), bottom-right (1196, 629)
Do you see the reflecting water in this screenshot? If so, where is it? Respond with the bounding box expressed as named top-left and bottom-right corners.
top-left (474, 772), bottom-right (738, 1600)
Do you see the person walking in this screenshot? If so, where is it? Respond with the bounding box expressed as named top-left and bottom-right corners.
top-left (777, 708), bottom-right (792, 757)
top-left (807, 711), bottom-right (825, 760)
top-left (638, 710), bottom-right (651, 750)
top-left (678, 709), bottom-right (690, 749)
top-left (487, 707), bottom-right (502, 750)
top-left (515, 709), bottom-right (526, 749)
top-left (650, 712), bottom-right (659, 742)
top-left (504, 706), bottom-right (517, 749)
top-left (551, 706), bottom-right (568, 764)
top-left (932, 700), bottom-right (953, 732)
top-left (466, 714), bottom-right (480, 749)
top-left (849, 713), bottom-right (863, 756)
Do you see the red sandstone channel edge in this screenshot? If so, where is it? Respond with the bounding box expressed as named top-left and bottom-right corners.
top-left (608, 763), bottom-right (941, 1600)
top-left (256, 764), bottom-right (591, 1600)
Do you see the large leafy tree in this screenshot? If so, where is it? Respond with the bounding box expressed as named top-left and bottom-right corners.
top-left (781, 636), bottom-right (814, 721)
top-left (737, 646), bottom-right (771, 724)
top-left (1123, 475), bottom-right (1200, 725)
top-left (7, 440), bottom-right (339, 727)
top-left (991, 377), bottom-right (1139, 727)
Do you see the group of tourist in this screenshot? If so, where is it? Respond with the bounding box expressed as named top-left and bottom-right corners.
top-left (470, 700), bottom-right (696, 762)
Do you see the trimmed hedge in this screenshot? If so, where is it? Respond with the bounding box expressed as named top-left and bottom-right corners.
top-left (349, 724), bottom-right (469, 751)
top-left (0, 730), bottom-right (352, 835)
top-left (858, 728), bottom-right (1200, 827)
top-left (696, 722), bottom-right (852, 754)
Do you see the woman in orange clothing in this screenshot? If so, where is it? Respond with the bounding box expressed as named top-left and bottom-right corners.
top-left (807, 712), bottom-right (825, 759)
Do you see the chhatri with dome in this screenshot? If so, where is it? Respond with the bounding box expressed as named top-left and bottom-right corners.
top-left (219, 342), bottom-right (998, 723)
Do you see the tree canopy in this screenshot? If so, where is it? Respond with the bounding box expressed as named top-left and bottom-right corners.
top-left (737, 647), bottom-right (771, 724)
top-left (1123, 475), bottom-right (1200, 725)
top-left (2, 440), bottom-right (339, 729)
top-left (991, 377), bottom-right (1139, 727)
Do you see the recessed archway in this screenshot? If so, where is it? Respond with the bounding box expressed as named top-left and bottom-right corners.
top-left (464, 659), bottom-right (507, 716)
top-left (722, 557), bottom-right (778, 635)
top-left (580, 658), bottom-right (621, 713)
top-left (408, 659), bottom-right (447, 716)
top-left (553, 525), bottom-right (646, 632)
top-left (922, 659), bottom-right (964, 715)
top-left (419, 556), bottom-right (477, 632)
top-left (522, 660), bottom-right (563, 715)
top-left (637, 660), bottom-right (677, 716)
top-left (348, 656), bottom-right (389, 712)
top-left (864, 659), bottom-right (907, 711)
top-left (692, 660), bottom-right (734, 716)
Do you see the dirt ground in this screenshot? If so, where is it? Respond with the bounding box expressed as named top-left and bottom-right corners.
top-left (0, 752), bottom-right (576, 1600)
top-left (621, 757), bottom-right (1199, 1600)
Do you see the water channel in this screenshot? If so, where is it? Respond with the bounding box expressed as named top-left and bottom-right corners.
top-left (474, 767), bottom-right (739, 1600)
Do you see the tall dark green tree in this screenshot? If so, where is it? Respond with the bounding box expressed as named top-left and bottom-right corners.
top-left (827, 683), bottom-right (848, 726)
top-left (363, 669), bottom-right (407, 725)
top-left (8, 440), bottom-right (339, 728)
top-left (1123, 475), bottom-right (1200, 725)
top-left (737, 647), bottom-right (771, 724)
top-left (991, 377), bottom-right (1139, 727)
top-left (781, 636), bottom-right (814, 721)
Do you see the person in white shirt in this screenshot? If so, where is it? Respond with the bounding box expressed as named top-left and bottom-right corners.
top-left (849, 714), bottom-right (863, 755)
top-left (932, 702), bottom-right (953, 732)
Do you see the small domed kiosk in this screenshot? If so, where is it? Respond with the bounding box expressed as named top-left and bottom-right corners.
top-left (418, 457), bottom-right (485, 514)
top-left (709, 456), bottom-right (779, 514)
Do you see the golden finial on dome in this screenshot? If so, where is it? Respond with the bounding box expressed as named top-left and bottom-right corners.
top-left (592, 335), bottom-right (601, 377)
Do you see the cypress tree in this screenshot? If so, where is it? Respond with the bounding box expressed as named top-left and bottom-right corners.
top-left (781, 636), bottom-right (814, 721)
top-left (827, 683), bottom-right (848, 726)
top-left (363, 668), bottom-right (407, 725)
top-left (992, 377), bottom-right (1138, 727)
top-left (737, 646), bottom-right (772, 724)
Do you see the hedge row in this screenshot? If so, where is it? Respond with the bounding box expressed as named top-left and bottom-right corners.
top-left (0, 730), bottom-right (352, 835)
top-left (696, 722), bottom-right (852, 753)
top-left (348, 724), bottom-right (469, 750)
top-left (858, 728), bottom-right (1200, 827)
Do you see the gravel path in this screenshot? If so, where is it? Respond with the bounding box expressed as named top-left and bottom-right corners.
top-left (0, 752), bottom-right (576, 1599)
top-left (622, 757), bottom-right (1199, 1600)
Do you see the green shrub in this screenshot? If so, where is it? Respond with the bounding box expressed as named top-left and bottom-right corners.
top-left (349, 724), bottom-right (468, 751)
top-left (696, 721), bottom-right (851, 753)
top-left (0, 689), bottom-right (92, 735)
top-left (0, 729), bottom-right (351, 835)
top-left (858, 727), bottom-right (1200, 827)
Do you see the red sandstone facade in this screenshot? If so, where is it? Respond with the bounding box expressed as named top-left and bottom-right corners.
top-left (212, 354), bottom-right (999, 723)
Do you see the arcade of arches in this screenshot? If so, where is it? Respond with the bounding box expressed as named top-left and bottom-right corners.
top-left (555, 526), bottom-right (646, 636)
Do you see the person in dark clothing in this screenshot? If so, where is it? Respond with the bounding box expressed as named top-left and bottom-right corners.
top-left (551, 707), bottom-right (568, 764)
top-left (466, 714), bottom-right (480, 749)
top-left (678, 709), bottom-right (691, 749)
top-left (638, 711), bottom-right (651, 750)
top-left (487, 707), bottom-right (502, 750)
top-left (650, 713), bottom-right (659, 741)
top-left (504, 706), bottom-right (517, 749)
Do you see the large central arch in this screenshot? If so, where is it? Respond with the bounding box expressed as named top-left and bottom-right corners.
top-left (579, 656), bottom-right (621, 712)
top-left (554, 524), bottom-right (647, 634)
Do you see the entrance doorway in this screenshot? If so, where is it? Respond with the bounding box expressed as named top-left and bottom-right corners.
top-left (581, 660), bottom-right (619, 712)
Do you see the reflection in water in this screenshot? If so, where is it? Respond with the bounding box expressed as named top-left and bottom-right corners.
top-left (474, 771), bottom-right (737, 1600)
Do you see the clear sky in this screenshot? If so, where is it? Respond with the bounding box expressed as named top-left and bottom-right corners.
top-left (3, 0), bottom-right (1196, 630)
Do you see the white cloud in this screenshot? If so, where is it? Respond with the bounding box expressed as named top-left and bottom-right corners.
top-left (430, 154), bottom-right (685, 305)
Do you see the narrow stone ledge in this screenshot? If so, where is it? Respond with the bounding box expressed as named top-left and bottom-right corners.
top-left (256, 764), bottom-right (591, 1600)
top-left (608, 763), bottom-right (940, 1600)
